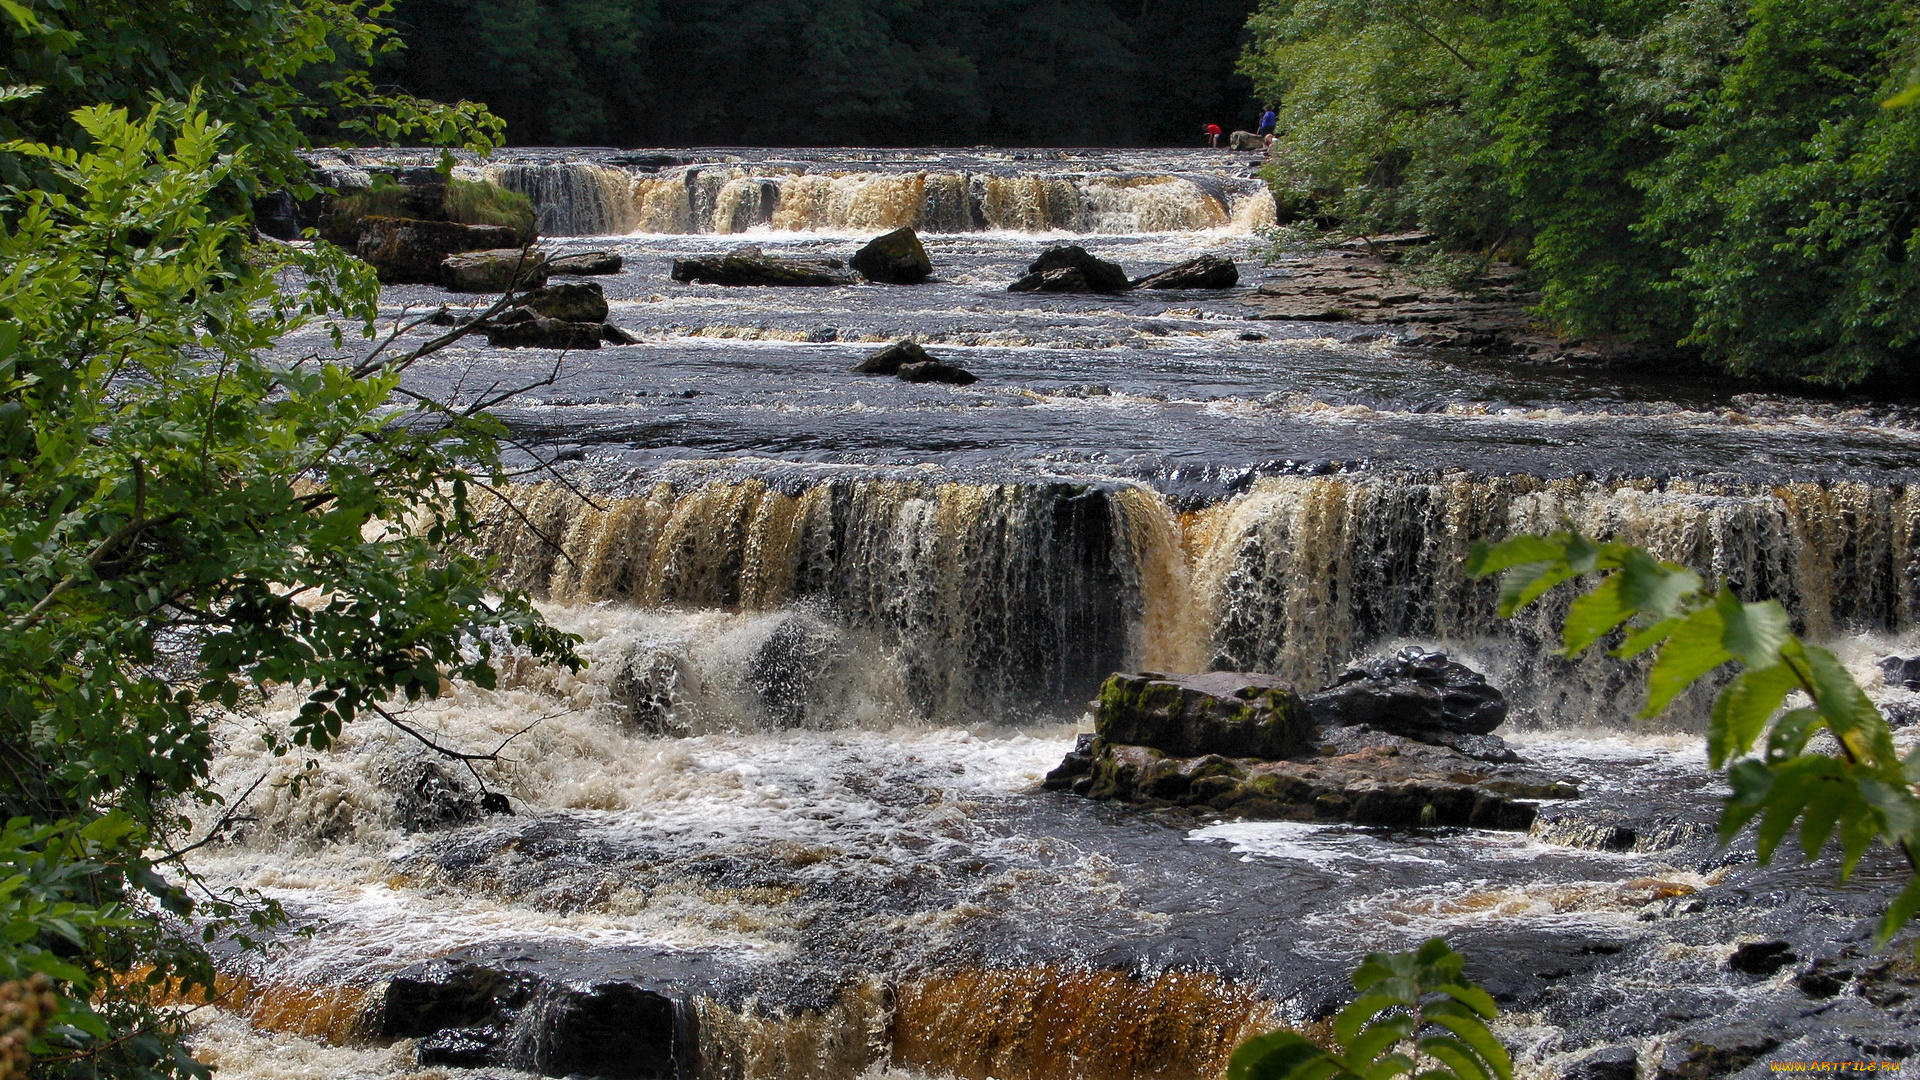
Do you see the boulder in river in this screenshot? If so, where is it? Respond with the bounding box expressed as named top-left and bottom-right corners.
top-left (484, 316), bottom-right (604, 351)
top-left (671, 246), bottom-right (855, 287)
top-left (516, 281), bottom-right (610, 324)
top-left (1132, 255), bottom-right (1239, 290)
top-left (1052, 668), bottom-right (1572, 830)
top-left (1228, 130), bottom-right (1264, 151)
top-left (1095, 671), bottom-right (1315, 760)
top-left (850, 227), bottom-right (933, 284)
top-left (442, 248), bottom-right (550, 293)
top-left (356, 217), bottom-right (523, 285)
top-left (547, 250), bottom-right (623, 276)
top-left (855, 340), bottom-right (933, 374)
top-left (388, 761), bottom-right (511, 833)
top-left (1881, 654), bottom-right (1920, 690)
top-left (1304, 647), bottom-right (1507, 741)
top-left (1011, 245), bottom-right (1131, 293)
top-left (896, 359), bottom-right (978, 385)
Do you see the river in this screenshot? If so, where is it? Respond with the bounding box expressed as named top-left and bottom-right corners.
top-left (197, 147), bottom-right (1920, 1080)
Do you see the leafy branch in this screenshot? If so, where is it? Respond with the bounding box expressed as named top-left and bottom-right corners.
top-left (1230, 938), bottom-right (1510, 1080)
top-left (1466, 532), bottom-right (1920, 944)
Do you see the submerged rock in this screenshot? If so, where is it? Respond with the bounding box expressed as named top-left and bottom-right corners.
top-left (442, 248), bottom-right (550, 292)
top-left (1010, 245), bottom-right (1130, 293)
top-left (1096, 671), bottom-right (1314, 760)
top-left (896, 359), bottom-right (978, 385)
top-left (1133, 255), bottom-right (1239, 290)
top-left (547, 250), bottom-right (623, 275)
top-left (855, 340), bottom-right (933, 374)
top-left (1305, 647), bottom-right (1507, 739)
top-left (850, 226), bottom-right (933, 284)
top-left (355, 217), bottom-right (523, 285)
top-left (388, 761), bottom-right (512, 833)
top-left (671, 246), bottom-right (856, 287)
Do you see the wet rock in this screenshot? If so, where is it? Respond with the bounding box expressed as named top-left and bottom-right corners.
top-left (532, 981), bottom-right (686, 1079)
top-left (602, 323), bottom-right (639, 345)
top-left (417, 1026), bottom-right (500, 1067)
top-left (442, 248), bottom-right (550, 293)
top-left (1881, 654), bottom-right (1920, 690)
top-left (484, 316), bottom-right (604, 350)
top-left (671, 246), bottom-right (855, 286)
top-left (1651, 1023), bottom-right (1779, 1080)
top-left (1082, 735), bottom-right (1568, 829)
top-left (850, 226), bottom-right (933, 284)
top-left (1561, 1045), bottom-right (1637, 1080)
top-left (1016, 245), bottom-right (1130, 293)
top-left (1728, 940), bottom-right (1796, 976)
top-left (547, 250), bottom-right (623, 275)
top-left (382, 957), bottom-right (518, 1036)
top-left (1042, 733), bottom-right (1098, 791)
top-left (806, 326), bottom-right (840, 343)
top-left (1133, 255), bottom-right (1240, 290)
top-left (896, 360), bottom-right (978, 385)
top-left (1228, 130), bottom-right (1264, 150)
top-left (389, 761), bottom-right (511, 833)
top-left (1529, 804), bottom-right (1716, 854)
top-left (608, 647), bottom-right (691, 736)
top-left (1096, 672), bottom-right (1315, 760)
top-left (1305, 647), bottom-right (1507, 739)
top-left (355, 217), bottom-right (524, 285)
top-left (516, 281), bottom-right (610, 323)
top-left (1009, 266), bottom-right (1095, 293)
top-left (253, 189), bottom-right (302, 241)
top-left (855, 340), bottom-right (933, 375)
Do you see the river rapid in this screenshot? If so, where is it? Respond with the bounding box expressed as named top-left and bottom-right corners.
top-left (197, 147), bottom-right (1920, 1080)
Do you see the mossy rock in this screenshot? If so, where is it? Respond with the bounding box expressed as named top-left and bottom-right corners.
top-left (323, 178), bottom-right (536, 247)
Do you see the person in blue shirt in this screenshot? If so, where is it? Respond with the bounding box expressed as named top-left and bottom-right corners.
top-left (1258, 107), bottom-right (1278, 135)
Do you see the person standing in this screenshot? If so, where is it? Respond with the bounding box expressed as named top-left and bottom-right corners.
top-left (1258, 106), bottom-right (1277, 136)
top-left (1205, 123), bottom-right (1222, 148)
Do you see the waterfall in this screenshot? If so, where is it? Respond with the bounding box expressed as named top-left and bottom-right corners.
top-left (479, 162), bottom-right (1276, 237)
top-left (471, 473), bottom-right (1920, 729)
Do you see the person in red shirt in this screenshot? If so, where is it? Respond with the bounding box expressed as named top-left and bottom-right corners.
top-left (1204, 123), bottom-right (1222, 148)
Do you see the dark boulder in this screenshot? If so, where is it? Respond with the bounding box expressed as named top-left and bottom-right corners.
top-left (855, 340), bottom-right (933, 375)
top-left (1880, 654), bottom-right (1920, 690)
top-left (417, 1027), bottom-right (500, 1068)
top-left (1042, 733), bottom-right (1097, 791)
top-left (671, 246), bottom-right (855, 287)
top-left (1132, 255), bottom-right (1240, 290)
top-left (850, 226), bottom-right (933, 284)
top-left (1009, 266), bottom-right (1094, 293)
top-left (1728, 940), bottom-right (1797, 976)
top-left (253, 189), bottom-right (302, 241)
top-left (1018, 245), bottom-right (1130, 293)
top-left (547, 250), bottom-right (624, 275)
top-left (1305, 647), bottom-right (1507, 739)
top-left (1651, 1024), bottom-right (1779, 1080)
top-left (355, 217), bottom-right (523, 285)
top-left (1096, 671), bottom-right (1315, 761)
top-left (516, 281), bottom-right (610, 323)
top-left (896, 360), bottom-right (978, 385)
top-left (746, 613), bottom-right (837, 729)
top-left (1560, 1045), bottom-right (1637, 1080)
top-left (442, 248), bottom-right (550, 293)
top-left (484, 317), bottom-right (604, 350)
top-left (531, 981), bottom-right (686, 1079)
top-left (601, 323), bottom-right (639, 345)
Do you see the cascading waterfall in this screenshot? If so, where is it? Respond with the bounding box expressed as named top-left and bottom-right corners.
top-left (476, 161), bottom-right (1276, 236)
top-left (471, 473), bottom-right (1920, 731)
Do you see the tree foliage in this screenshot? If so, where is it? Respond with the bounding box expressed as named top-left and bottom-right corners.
top-left (1240, 0), bottom-right (1920, 384)
top-left (375, 0), bottom-right (1264, 147)
top-left (1467, 532), bottom-right (1920, 945)
top-left (1230, 938), bottom-right (1510, 1080)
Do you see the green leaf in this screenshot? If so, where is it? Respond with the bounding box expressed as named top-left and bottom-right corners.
top-left (1640, 606), bottom-right (1730, 718)
top-left (1613, 617), bottom-right (1680, 660)
top-left (1425, 1012), bottom-right (1513, 1080)
top-left (1229, 1030), bottom-right (1343, 1080)
top-left (1336, 993), bottom-right (1411, 1046)
top-left (1562, 574), bottom-right (1631, 655)
top-left (1708, 665), bottom-right (1798, 767)
top-left (1615, 547), bottom-right (1702, 617)
top-left (1716, 592), bottom-right (1791, 669)
top-left (1877, 876), bottom-right (1920, 946)
top-left (1418, 1035), bottom-right (1491, 1080)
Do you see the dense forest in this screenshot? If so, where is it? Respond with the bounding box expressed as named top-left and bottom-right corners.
top-left (1240, 0), bottom-right (1920, 384)
top-left (375, 0), bottom-right (1263, 147)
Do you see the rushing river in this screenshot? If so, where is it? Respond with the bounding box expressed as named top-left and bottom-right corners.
top-left (201, 147), bottom-right (1920, 1079)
